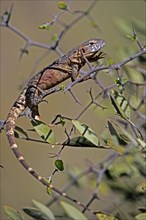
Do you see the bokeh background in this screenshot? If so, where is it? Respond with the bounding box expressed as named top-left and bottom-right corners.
top-left (1, 1), bottom-right (145, 219)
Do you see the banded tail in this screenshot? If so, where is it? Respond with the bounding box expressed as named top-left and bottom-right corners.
top-left (6, 88), bottom-right (48, 183)
top-left (5, 89), bottom-right (96, 214)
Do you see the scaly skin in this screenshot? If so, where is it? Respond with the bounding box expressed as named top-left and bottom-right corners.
top-left (5, 39), bottom-right (105, 207)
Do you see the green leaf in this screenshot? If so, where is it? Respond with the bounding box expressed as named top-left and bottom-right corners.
top-left (64, 136), bottom-right (98, 147)
top-left (47, 186), bottom-right (52, 195)
top-left (65, 136), bottom-right (109, 149)
top-left (55, 159), bottom-right (64, 171)
top-left (108, 120), bottom-right (131, 145)
top-left (136, 181), bottom-right (146, 193)
top-left (125, 66), bottom-right (144, 83)
top-left (90, 21), bottom-right (98, 29)
top-left (107, 162), bottom-right (136, 179)
top-left (31, 119), bottom-right (55, 144)
top-left (72, 120), bottom-right (99, 146)
top-left (59, 84), bottom-right (66, 91)
top-left (126, 34), bottom-right (136, 41)
top-left (15, 126), bottom-right (29, 139)
top-left (32, 200), bottom-right (55, 220)
top-left (111, 90), bottom-right (130, 120)
top-left (110, 91), bottom-right (144, 140)
top-left (38, 23), bottom-right (52, 31)
top-left (60, 201), bottom-right (87, 220)
top-left (57, 1), bottom-right (68, 10)
top-left (135, 213), bottom-right (146, 220)
top-left (59, 116), bottom-right (66, 126)
top-left (14, 130), bottom-right (20, 139)
top-left (4, 206), bottom-right (24, 220)
top-left (23, 207), bottom-right (49, 220)
top-left (96, 212), bottom-right (118, 220)
top-left (107, 136), bottom-right (125, 154)
top-left (137, 138), bottom-right (146, 148)
top-left (107, 58), bottom-right (114, 66)
top-left (110, 94), bottom-right (125, 119)
top-left (128, 95), bottom-right (144, 112)
top-left (51, 33), bottom-right (58, 42)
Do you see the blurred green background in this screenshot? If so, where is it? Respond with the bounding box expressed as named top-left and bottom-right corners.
top-left (0, 0), bottom-right (145, 219)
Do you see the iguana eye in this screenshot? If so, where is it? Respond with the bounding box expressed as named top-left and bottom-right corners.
top-left (89, 41), bottom-right (95, 45)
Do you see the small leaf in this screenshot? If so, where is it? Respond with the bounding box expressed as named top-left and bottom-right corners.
top-left (4, 206), bottom-right (24, 220)
top-left (59, 84), bottom-right (65, 91)
top-left (107, 162), bottom-right (136, 179)
top-left (47, 187), bottom-right (52, 195)
top-left (52, 33), bottom-right (58, 42)
top-left (125, 66), bottom-right (144, 83)
top-left (111, 91), bottom-right (144, 141)
top-left (59, 116), bottom-right (66, 126)
top-left (32, 200), bottom-right (55, 220)
top-left (57, 1), bottom-right (68, 10)
top-left (96, 212), bottom-right (118, 220)
top-left (60, 201), bottom-right (87, 220)
top-left (15, 126), bottom-right (29, 139)
top-left (107, 136), bottom-right (125, 154)
top-left (31, 119), bottom-right (55, 144)
top-left (43, 177), bottom-right (52, 185)
top-left (38, 23), bottom-right (52, 31)
top-left (129, 95), bottom-right (144, 111)
top-left (64, 136), bottom-right (98, 147)
top-left (111, 90), bottom-right (130, 120)
top-left (108, 120), bottom-right (131, 145)
top-left (135, 213), bottom-right (146, 220)
top-left (23, 207), bottom-right (49, 220)
top-left (136, 181), bottom-right (146, 193)
top-left (55, 159), bottom-right (64, 171)
top-left (126, 34), bottom-right (136, 41)
top-left (90, 21), bottom-right (98, 28)
top-left (137, 138), bottom-right (146, 148)
top-left (65, 136), bottom-right (109, 149)
top-left (72, 120), bottom-right (99, 146)
top-left (14, 130), bottom-right (20, 138)
top-left (107, 58), bottom-right (114, 66)
top-left (110, 94), bottom-right (125, 119)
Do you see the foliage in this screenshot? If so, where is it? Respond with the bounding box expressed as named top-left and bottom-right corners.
top-left (1, 1), bottom-right (146, 220)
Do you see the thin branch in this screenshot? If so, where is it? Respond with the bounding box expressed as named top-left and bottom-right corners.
top-left (65, 48), bottom-right (146, 92)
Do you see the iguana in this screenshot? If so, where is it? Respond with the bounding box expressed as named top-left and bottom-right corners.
top-left (5, 39), bottom-right (105, 208)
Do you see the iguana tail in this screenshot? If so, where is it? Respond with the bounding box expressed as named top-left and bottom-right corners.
top-left (5, 89), bottom-right (43, 181)
top-left (5, 90), bottom-right (86, 205)
top-left (5, 89), bottom-right (96, 214)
